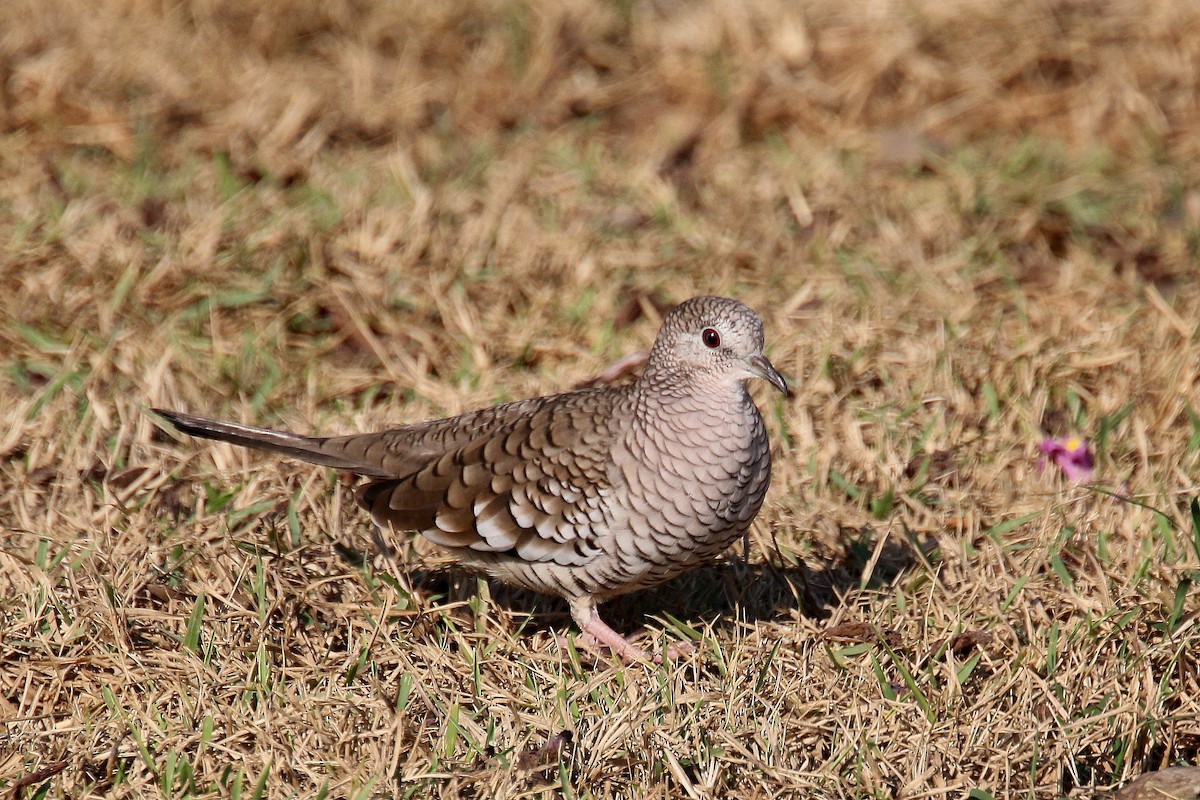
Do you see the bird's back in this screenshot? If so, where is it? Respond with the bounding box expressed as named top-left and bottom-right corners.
top-left (316, 390), bottom-right (599, 470)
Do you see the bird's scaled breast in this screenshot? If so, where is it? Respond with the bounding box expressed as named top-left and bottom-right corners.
top-left (687, 393), bottom-right (771, 539)
top-left (612, 390), bottom-right (771, 558)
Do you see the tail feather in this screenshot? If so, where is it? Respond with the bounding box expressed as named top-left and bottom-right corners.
top-left (152, 408), bottom-right (392, 478)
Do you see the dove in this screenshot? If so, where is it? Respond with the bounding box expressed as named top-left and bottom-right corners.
top-left (154, 296), bottom-right (788, 664)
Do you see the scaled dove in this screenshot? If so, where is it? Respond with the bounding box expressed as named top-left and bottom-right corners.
top-left (154, 296), bottom-right (788, 664)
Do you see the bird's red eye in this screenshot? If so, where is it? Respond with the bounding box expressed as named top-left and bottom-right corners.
top-left (702, 328), bottom-right (721, 348)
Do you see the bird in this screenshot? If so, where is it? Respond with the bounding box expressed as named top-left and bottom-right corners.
top-left (153, 295), bottom-right (789, 664)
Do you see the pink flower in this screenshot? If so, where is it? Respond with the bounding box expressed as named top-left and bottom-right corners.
top-left (1037, 437), bottom-right (1094, 483)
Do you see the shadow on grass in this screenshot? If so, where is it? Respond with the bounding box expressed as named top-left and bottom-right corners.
top-left (348, 521), bottom-right (936, 645)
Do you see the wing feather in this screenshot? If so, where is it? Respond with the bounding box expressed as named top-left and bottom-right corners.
top-left (360, 388), bottom-right (624, 567)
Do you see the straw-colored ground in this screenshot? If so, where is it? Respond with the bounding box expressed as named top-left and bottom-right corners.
top-left (2, 0), bottom-right (1199, 797)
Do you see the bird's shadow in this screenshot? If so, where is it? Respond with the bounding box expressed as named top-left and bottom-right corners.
top-left (350, 522), bottom-right (935, 648)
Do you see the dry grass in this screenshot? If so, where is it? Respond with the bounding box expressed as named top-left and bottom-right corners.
top-left (2, 0), bottom-right (1200, 797)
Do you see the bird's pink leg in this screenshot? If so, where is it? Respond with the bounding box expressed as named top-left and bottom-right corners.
top-left (579, 616), bottom-right (655, 665)
top-left (566, 598), bottom-right (693, 665)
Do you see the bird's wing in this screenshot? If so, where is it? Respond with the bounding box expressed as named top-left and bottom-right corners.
top-left (357, 389), bottom-right (624, 566)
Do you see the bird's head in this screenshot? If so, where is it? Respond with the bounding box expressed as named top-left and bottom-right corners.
top-left (646, 296), bottom-right (790, 397)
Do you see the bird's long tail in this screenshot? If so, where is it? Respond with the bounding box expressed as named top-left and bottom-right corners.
top-left (152, 408), bottom-right (392, 478)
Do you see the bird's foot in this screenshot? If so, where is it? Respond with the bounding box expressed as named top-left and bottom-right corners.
top-left (558, 620), bottom-right (694, 665)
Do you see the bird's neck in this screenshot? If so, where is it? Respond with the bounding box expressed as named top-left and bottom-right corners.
top-left (636, 366), bottom-right (750, 409)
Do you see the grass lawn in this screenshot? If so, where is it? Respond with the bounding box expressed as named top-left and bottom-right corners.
top-left (1, 0), bottom-right (1198, 797)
